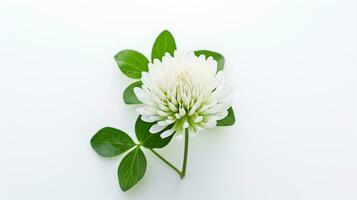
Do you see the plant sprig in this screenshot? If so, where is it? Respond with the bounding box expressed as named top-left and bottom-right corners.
top-left (91, 30), bottom-right (236, 191)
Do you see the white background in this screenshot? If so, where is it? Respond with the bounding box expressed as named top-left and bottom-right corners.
top-left (1, 0), bottom-right (356, 199)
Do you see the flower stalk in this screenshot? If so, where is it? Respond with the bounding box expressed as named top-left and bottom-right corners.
top-left (180, 128), bottom-right (189, 179)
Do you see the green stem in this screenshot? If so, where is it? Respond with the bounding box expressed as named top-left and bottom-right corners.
top-left (180, 128), bottom-right (189, 179)
top-left (149, 128), bottom-right (190, 179)
top-left (149, 149), bottom-right (181, 176)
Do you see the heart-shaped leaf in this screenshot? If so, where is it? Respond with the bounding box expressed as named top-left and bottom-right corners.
top-left (123, 81), bottom-right (142, 104)
top-left (114, 50), bottom-right (149, 79)
top-left (194, 50), bottom-right (225, 71)
top-left (118, 147), bottom-right (147, 191)
top-left (217, 107), bottom-right (236, 126)
top-left (91, 127), bottom-right (135, 157)
top-left (135, 116), bottom-right (174, 149)
top-left (151, 30), bottom-right (177, 62)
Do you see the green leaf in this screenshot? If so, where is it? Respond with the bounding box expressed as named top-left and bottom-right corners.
top-left (135, 116), bottom-right (174, 149)
top-left (217, 107), bottom-right (236, 126)
top-left (90, 127), bottom-right (135, 157)
top-left (118, 147), bottom-right (147, 191)
top-left (151, 30), bottom-right (177, 62)
top-left (114, 50), bottom-right (149, 79)
top-left (123, 81), bottom-right (142, 104)
top-left (194, 50), bottom-right (225, 71)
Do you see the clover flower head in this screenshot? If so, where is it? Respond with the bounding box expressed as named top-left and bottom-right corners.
top-left (134, 50), bottom-right (231, 138)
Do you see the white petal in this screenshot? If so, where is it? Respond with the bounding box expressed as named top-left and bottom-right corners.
top-left (136, 106), bottom-right (156, 116)
top-left (188, 103), bottom-right (199, 116)
top-left (158, 104), bottom-right (169, 112)
top-left (153, 58), bottom-right (161, 65)
top-left (133, 87), bottom-right (152, 104)
top-left (215, 110), bottom-right (229, 120)
top-left (157, 110), bottom-right (169, 117)
top-left (141, 115), bottom-right (160, 122)
top-left (198, 54), bottom-right (206, 61)
top-left (157, 119), bottom-right (175, 126)
top-left (204, 119), bottom-right (217, 128)
top-left (179, 107), bottom-right (186, 117)
top-left (160, 128), bottom-right (175, 138)
top-left (168, 101), bottom-right (178, 112)
top-left (198, 104), bottom-right (211, 113)
top-left (149, 124), bottom-right (167, 133)
top-left (193, 115), bottom-right (203, 123)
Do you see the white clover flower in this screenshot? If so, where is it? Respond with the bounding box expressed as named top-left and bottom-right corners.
top-left (134, 50), bottom-right (232, 138)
